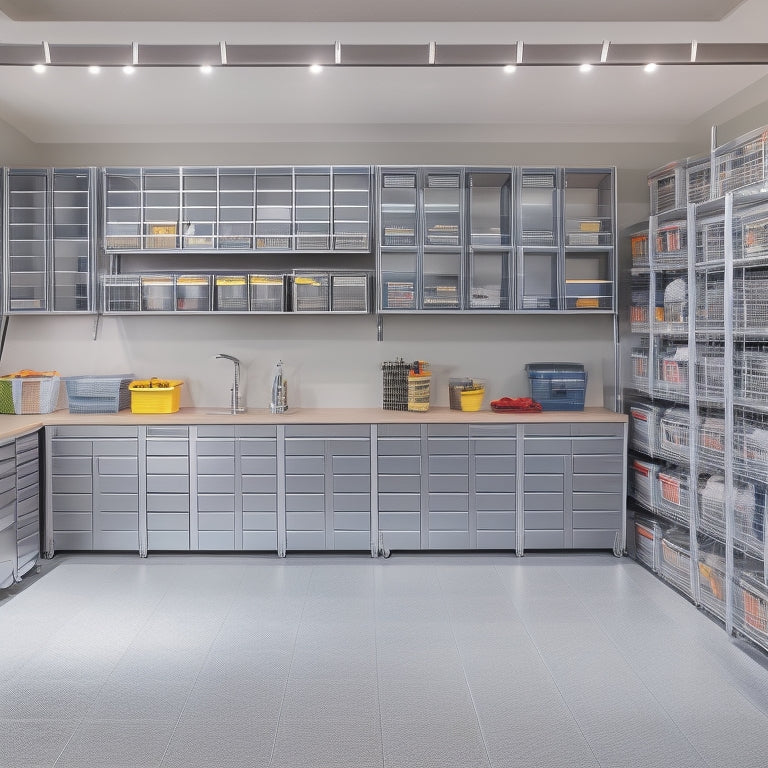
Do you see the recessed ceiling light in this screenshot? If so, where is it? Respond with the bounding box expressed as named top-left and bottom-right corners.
top-left (88, 65), bottom-right (101, 75)
top-left (503, 64), bottom-right (516, 74)
top-left (200, 64), bottom-right (213, 74)
top-left (122, 65), bottom-right (135, 75)
top-left (309, 63), bottom-right (323, 74)
top-left (579, 63), bottom-right (593, 73)
top-left (644, 62), bottom-right (657, 73)
top-left (32, 63), bottom-right (46, 74)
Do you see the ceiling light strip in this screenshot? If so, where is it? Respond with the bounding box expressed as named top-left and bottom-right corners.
top-left (516, 41), bottom-right (524, 64)
top-left (334, 41), bottom-right (341, 65)
top-left (428, 42), bottom-right (436, 65)
top-left (601, 41), bottom-right (610, 64)
top-left (691, 40), bottom-right (698, 63)
top-left (42, 41), bottom-right (51, 64)
top-left (132, 42), bottom-right (138, 66)
top-left (220, 41), bottom-right (227, 65)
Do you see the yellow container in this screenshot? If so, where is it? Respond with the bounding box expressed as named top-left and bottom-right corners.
top-left (460, 388), bottom-right (485, 412)
top-left (129, 379), bottom-right (183, 414)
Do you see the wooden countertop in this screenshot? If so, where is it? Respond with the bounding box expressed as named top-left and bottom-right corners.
top-left (0, 406), bottom-right (625, 441)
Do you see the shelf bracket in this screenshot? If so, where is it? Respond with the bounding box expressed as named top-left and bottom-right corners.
top-left (92, 313), bottom-right (102, 341)
top-left (0, 315), bottom-right (9, 365)
top-left (376, 314), bottom-right (384, 342)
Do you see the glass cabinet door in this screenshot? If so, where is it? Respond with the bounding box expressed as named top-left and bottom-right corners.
top-left (564, 251), bottom-right (613, 310)
top-left (182, 168), bottom-right (217, 249)
top-left (332, 167), bottom-right (370, 251)
top-left (104, 168), bottom-right (141, 250)
top-left (380, 170), bottom-right (418, 247)
top-left (255, 169), bottom-right (292, 250)
top-left (423, 171), bottom-right (462, 247)
top-left (563, 169), bottom-right (613, 247)
top-left (519, 249), bottom-right (560, 310)
top-left (423, 250), bottom-right (461, 310)
top-left (295, 168), bottom-right (331, 250)
top-left (519, 170), bottom-right (559, 247)
top-left (218, 168), bottom-right (255, 249)
top-left (52, 169), bottom-right (91, 311)
top-left (5, 170), bottom-right (48, 311)
top-left (379, 251), bottom-right (418, 311)
top-left (142, 168), bottom-right (180, 249)
top-left (468, 249), bottom-right (510, 310)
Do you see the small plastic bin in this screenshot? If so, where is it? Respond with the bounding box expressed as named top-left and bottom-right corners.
top-left (129, 379), bottom-right (183, 414)
top-left (525, 363), bottom-right (586, 411)
top-left (0, 374), bottom-right (60, 414)
top-left (448, 378), bottom-right (486, 412)
top-left (64, 374), bottom-right (134, 413)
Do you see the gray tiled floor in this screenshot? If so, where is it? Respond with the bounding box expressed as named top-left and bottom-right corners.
top-left (2, 553), bottom-right (768, 767)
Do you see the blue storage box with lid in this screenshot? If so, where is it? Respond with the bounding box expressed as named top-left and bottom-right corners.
top-left (525, 363), bottom-right (587, 411)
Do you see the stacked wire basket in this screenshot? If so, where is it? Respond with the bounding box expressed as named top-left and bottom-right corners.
top-left (63, 375), bottom-right (134, 413)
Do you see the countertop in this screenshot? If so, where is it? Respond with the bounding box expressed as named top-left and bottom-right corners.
top-left (0, 406), bottom-right (626, 441)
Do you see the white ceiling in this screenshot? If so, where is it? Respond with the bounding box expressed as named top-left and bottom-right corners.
top-left (0, 0), bottom-right (767, 146)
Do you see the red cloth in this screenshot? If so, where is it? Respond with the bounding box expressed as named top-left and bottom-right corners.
top-left (490, 397), bottom-right (543, 413)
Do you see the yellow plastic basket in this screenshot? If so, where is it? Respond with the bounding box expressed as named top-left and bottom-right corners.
top-left (460, 388), bottom-right (486, 412)
top-left (129, 379), bottom-right (183, 414)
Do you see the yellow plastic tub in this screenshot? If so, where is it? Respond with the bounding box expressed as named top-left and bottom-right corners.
top-left (129, 379), bottom-right (183, 414)
top-left (460, 388), bottom-right (486, 412)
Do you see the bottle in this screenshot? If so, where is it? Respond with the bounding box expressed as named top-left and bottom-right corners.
top-left (270, 360), bottom-right (288, 414)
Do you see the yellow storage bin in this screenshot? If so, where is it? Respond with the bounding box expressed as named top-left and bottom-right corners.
top-left (129, 379), bottom-right (183, 414)
top-left (460, 387), bottom-right (486, 412)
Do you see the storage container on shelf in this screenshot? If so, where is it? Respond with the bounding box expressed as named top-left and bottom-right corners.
top-left (658, 407), bottom-right (691, 464)
top-left (630, 347), bottom-right (650, 392)
top-left (656, 468), bottom-right (691, 526)
top-left (656, 345), bottom-right (688, 398)
top-left (634, 515), bottom-right (662, 573)
top-left (64, 374), bottom-right (134, 413)
top-left (698, 415), bottom-right (727, 468)
top-left (628, 401), bottom-right (664, 455)
top-left (0, 371), bottom-right (60, 415)
top-left (736, 572), bottom-right (768, 650)
top-left (629, 457), bottom-right (659, 511)
top-left (448, 378), bottom-right (486, 412)
top-left (660, 528), bottom-right (694, 598)
top-left (525, 363), bottom-right (586, 411)
top-left (697, 549), bottom-right (727, 621)
top-left (128, 379), bottom-right (183, 414)
top-left (662, 277), bottom-right (688, 327)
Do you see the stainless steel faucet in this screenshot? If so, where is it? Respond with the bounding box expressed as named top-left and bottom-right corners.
top-left (216, 354), bottom-right (245, 413)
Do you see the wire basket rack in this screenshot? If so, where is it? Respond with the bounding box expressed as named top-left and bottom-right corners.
top-left (736, 572), bottom-right (768, 651)
top-left (714, 130), bottom-right (768, 197)
top-left (697, 474), bottom-right (727, 542)
top-left (696, 219), bottom-right (725, 264)
top-left (656, 468), bottom-right (691, 526)
top-left (634, 516), bottom-right (662, 572)
top-left (330, 274), bottom-right (370, 312)
top-left (695, 279), bottom-right (726, 328)
top-left (742, 213), bottom-right (768, 263)
top-left (630, 288), bottom-right (650, 333)
top-left (734, 274), bottom-right (768, 330)
top-left (629, 457), bottom-right (659, 511)
top-left (101, 274), bottom-right (141, 313)
top-left (249, 274), bottom-right (286, 312)
top-left (735, 348), bottom-right (768, 402)
top-left (631, 346), bottom-right (650, 393)
top-left (697, 549), bottom-right (727, 621)
top-left (658, 408), bottom-right (691, 464)
top-left (292, 272), bottom-right (330, 312)
top-left (631, 233), bottom-right (650, 267)
top-left (660, 532), bottom-right (694, 598)
top-left (656, 277), bottom-right (688, 334)
top-left (696, 347), bottom-right (726, 403)
top-left (698, 415), bottom-right (727, 469)
top-left (381, 359), bottom-right (410, 411)
top-left (734, 413), bottom-right (768, 483)
top-left (64, 374), bottom-right (133, 413)
top-left (649, 165), bottom-right (682, 215)
top-left (655, 222), bottom-right (688, 268)
top-left (686, 158), bottom-right (711, 205)
top-left (214, 276), bottom-right (249, 311)
top-left (655, 345), bottom-right (689, 401)
top-left (629, 401), bottom-right (664, 456)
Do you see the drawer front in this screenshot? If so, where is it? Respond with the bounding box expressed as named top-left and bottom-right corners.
top-left (53, 531), bottom-right (92, 550)
top-left (285, 456), bottom-right (324, 475)
top-left (98, 493), bottom-right (138, 512)
top-left (197, 475), bottom-right (235, 494)
top-left (333, 474), bottom-right (370, 493)
top-left (332, 531), bottom-right (370, 551)
top-left (198, 530), bottom-right (235, 550)
top-left (333, 510), bottom-right (370, 530)
top-left (96, 475), bottom-right (138, 495)
top-left (477, 510), bottom-right (516, 529)
top-left (524, 492), bottom-right (564, 511)
top-left (524, 438), bottom-right (571, 455)
top-left (96, 456), bottom-right (138, 475)
top-left (332, 493), bottom-right (370, 512)
top-left (242, 530), bottom-right (278, 550)
top-left (286, 425), bottom-right (369, 439)
top-left (571, 423), bottom-right (624, 438)
top-left (53, 425), bottom-right (137, 438)
top-left (196, 440), bottom-right (235, 457)
top-left (477, 530), bottom-right (516, 549)
top-left (241, 475), bottom-right (277, 494)
top-left (239, 439), bottom-right (277, 456)
top-left (93, 439), bottom-right (138, 456)
top-left (328, 439), bottom-right (369, 456)
top-left (525, 424), bottom-right (571, 437)
top-left (242, 494), bottom-right (277, 513)
top-left (285, 439), bottom-right (325, 456)
top-left (285, 493), bottom-right (325, 512)
top-left (428, 493), bottom-right (469, 512)
top-left (377, 439), bottom-right (421, 456)
top-left (378, 511), bottom-right (420, 531)
top-left (52, 439), bottom-right (91, 457)
top-left (196, 426), bottom-right (236, 438)
top-left (146, 475), bottom-right (189, 494)
top-left (380, 530), bottom-right (421, 550)
top-left (524, 455), bottom-right (568, 474)
top-left (572, 492), bottom-right (623, 511)
top-left (428, 455), bottom-right (469, 474)
top-left (146, 455), bottom-right (188, 475)
top-left (286, 511), bottom-right (325, 531)
top-left (197, 494), bottom-right (235, 513)
top-left (378, 424), bottom-right (421, 438)
top-left (525, 530), bottom-right (565, 548)
top-left (197, 511), bottom-right (235, 531)
top-left (524, 474), bottom-right (564, 493)
top-left (236, 425), bottom-right (277, 439)
top-left (197, 455), bottom-right (236, 477)
top-left (240, 456), bottom-right (277, 475)
top-left (16, 433), bottom-right (39, 453)
top-left (332, 455), bottom-right (370, 475)
top-left (571, 438), bottom-right (624, 455)
top-left (472, 438), bottom-right (517, 455)
top-left (242, 511), bottom-right (277, 530)
top-left (378, 493), bottom-right (421, 513)
top-left (146, 494), bottom-right (189, 513)
top-left (525, 510), bottom-right (564, 530)
top-left (573, 454), bottom-right (624, 475)
top-left (427, 438), bottom-right (469, 455)
top-left (51, 493), bottom-right (91, 512)
top-left (475, 474), bottom-right (516, 493)
top-left (52, 475), bottom-right (92, 494)
top-left (285, 475), bottom-right (325, 494)
top-left (146, 426), bottom-right (188, 439)
top-left (476, 493), bottom-right (516, 512)
top-left (428, 530), bottom-right (470, 549)
top-left (378, 455), bottom-right (421, 474)
top-left (572, 529), bottom-right (620, 549)
top-left (378, 475), bottom-right (420, 493)
top-left (147, 530), bottom-right (189, 550)
top-left (94, 511), bottom-right (137, 531)
top-left (573, 511), bottom-right (620, 529)
top-left (146, 440), bottom-right (189, 457)
top-left (429, 474), bottom-right (469, 493)
top-left (428, 424), bottom-right (469, 438)
top-left (0, 474), bottom-right (15, 495)
top-left (52, 510), bottom-right (91, 531)
top-left (572, 474), bottom-right (623, 493)
top-left (52, 455), bottom-right (91, 475)
top-left (470, 424), bottom-right (516, 438)
top-left (0, 444), bottom-right (13, 463)
top-left (475, 455), bottom-right (515, 475)
top-left (428, 511), bottom-right (468, 531)
top-left (286, 530), bottom-right (326, 550)
top-left (17, 494), bottom-right (39, 517)
top-left (147, 512), bottom-right (189, 531)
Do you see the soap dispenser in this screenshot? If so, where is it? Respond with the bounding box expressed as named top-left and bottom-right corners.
top-left (270, 360), bottom-right (288, 414)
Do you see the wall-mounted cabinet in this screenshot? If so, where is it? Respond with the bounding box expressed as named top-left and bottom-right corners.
top-left (3, 168), bottom-right (96, 314)
top-left (377, 165), bottom-right (615, 314)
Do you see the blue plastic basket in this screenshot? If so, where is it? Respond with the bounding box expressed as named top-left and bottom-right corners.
top-left (63, 374), bottom-right (134, 413)
top-left (526, 363), bottom-right (587, 411)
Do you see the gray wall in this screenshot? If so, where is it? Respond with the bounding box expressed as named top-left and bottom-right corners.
top-left (0, 136), bottom-right (712, 411)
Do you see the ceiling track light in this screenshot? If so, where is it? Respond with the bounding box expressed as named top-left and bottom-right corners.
top-left (334, 41), bottom-right (342, 65)
top-left (691, 40), bottom-right (698, 63)
top-left (516, 41), bottom-right (524, 64)
top-left (122, 65), bottom-right (135, 75)
top-left (200, 64), bottom-right (213, 74)
top-left (503, 64), bottom-right (516, 74)
top-left (42, 41), bottom-right (51, 64)
top-left (131, 41), bottom-right (139, 66)
top-left (601, 41), bottom-right (610, 63)
top-left (579, 63), bottom-right (592, 73)
top-left (428, 42), bottom-right (436, 65)
top-left (32, 63), bottom-right (46, 73)
top-left (88, 65), bottom-right (101, 75)
top-left (644, 62), bottom-right (657, 73)
top-left (309, 63), bottom-right (323, 74)
top-left (219, 41), bottom-right (227, 66)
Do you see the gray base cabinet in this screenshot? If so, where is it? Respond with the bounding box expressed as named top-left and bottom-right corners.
top-left (16, 432), bottom-right (40, 578)
top-left (0, 441), bottom-right (16, 588)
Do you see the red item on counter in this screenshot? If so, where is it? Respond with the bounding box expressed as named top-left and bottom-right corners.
top-left (490, 396), bottom-right (543, 413)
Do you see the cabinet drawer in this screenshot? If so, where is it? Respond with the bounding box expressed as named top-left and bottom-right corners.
top-left (146, 426), bottom-right (188, 439)
top-left (0, 444), bottom-right (13, 463)
top-left (378, 455), bottom-right (421, 474)
top-left (285, 475), bottom-right (324, 494)
top-left (197, 511), bottom-right (235, 530)
top-left (286, 530), bottom-right (326, 550)
top-left (525, 424), bottom-right (570, 437)
top-left (98, 493), bottom-right (138, 512)
top-left (96, 456), bottom-right (138, 475)
top-left (571, 438), bottom-right (624, 455)
top-left (147, 512), bottom-right (189, 531)
top-left (428, 493), bottom-right (468, 512)
top-left (377, 439), bottom-right (421, 456)
top-left (52, 493), bottom-right (91, 512)
top-left (572, 529), bottom-right (619, 548)
top-left (428, 455), bottom-right (469, 474)
top-left (242, 494), bottom-right (277, 513)
top-left (242, 475), bottom-right (276, 494)
top-left (470, 424), bottom-right (516, 438)
top-left (53, 531), bottom-right (92, 550)
top-left (146, 475), bottom-right (188, 494)
top-left (17, 458), bottom-right (39, 479)
top-left (378, 474), bottom-right (420, 493)
top-left (428, 530), bottom-right (470, 549)
top-left (573, 510), bottom-right (620, 529)
top-left (52, 455), bottom-right (91, 475)
top-left (380, 530), bottom-right (421, 550)
top-left (286, 511), bottom-right (325, 531)
top-left (95, 511), bottom-right (138, 531)
top-left (16, 433), bottom-right (39, 453)
top-left (52, 475), bottom-right (92, 494)
top-left (524, 474), bottom-right (564, 493)
top-left (196, 441), bottom-right (235, 457)
top-left (146, 455), bottom-right (188, 475)
top-left (93, 439), bottom-right (138, 456)
top-left (476, 493), bottom-right (516, 512)
top-left (525, 530), bottom-right (565, 548)
top-left (17, 494), bottom-right (39, 517)
top-left (241, 456), bottom-right (277, 475)
top-left (524, 492), bottom-right (564, 511)
top-left (524, 455), bottom-right (567, 474)
top-left (197, 454), bottom-right (235, 475)
top-left (333, 510), bottom-right (370, 530)
top-left (333, 492), bottom-right (370, 512)
top-left (197, 475), bottom-right (235, 494)
top-left (572, 492), bottom-right (623, 511)
top-left (475, 455), bottom-right (515, 474)
top-left (333, 530), bottom-right (370, 551)
top-left (198, 530), bottom-right (235, 550)
top-left (328, 439), bottom-right (369, 456)
top-left (96, 475), bottom-right (138, 495)
top-left (239, 439), bottom-right (277, 456)
top-left (52, 439), bottom-right (91, 457)
top-left (285, 456), bottom-right (324, 475)
top-left (572, 474), bottom-right (623, 493)
top-left (475, 474), bottom-right (516, 493)
top-left (146, 440), bottom-right (189, 456)
top-left (477, 530), bottom-right (516, 549)
top-left (146, 494), bottom-right (189, 512)
top-left (53, 425), bottom-right (136, 438)
top-left (236, 425), bottom-right (277, 439)
top-left (242, 530), bottom-right (278, 550)
top-left (196, 426), bottom-right (235, 438)
top-left (429, 474), bottom-right (468, 493)
top-left (197, 494), bottom-right (235, 513)
top-left (428, 425), bottom-right (468, 438)
top-left (285, 493), bottom-right (325, 512)
top-left (53, 510), bottom-right (92, 531)
top-left (427, 438), bottom-right (468, 455)
top-left (524, 438), bottom-right (571, 455)
top-left (378, 493), bottom-right (421, 512)
top-left (477, 510), bottom-right (516, 529)
top-left (286, 425), bottom-right (368, 439)
top-left (332, 455), bottom-right (370, 475)
top-left (472, 438), bottom-right (517, 455)
top-left (525, 510), bottom-right (564, 530)
top-left (573, 454), bottom-right (624, 475)
top-left (242, 511), bottom-right (277, 530)
top-left (378, 511), bottom-right (420, 531)
top-left (378, 424), bottom-right (421, 437)
top-left (147, 530), bottom-right (189, 550)
top-left (571, 423), bottom-right (624, 437)
top-left (333, 474), bottom-right (370, 493)
top-left (0, 474), bottom-right (15, 495)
